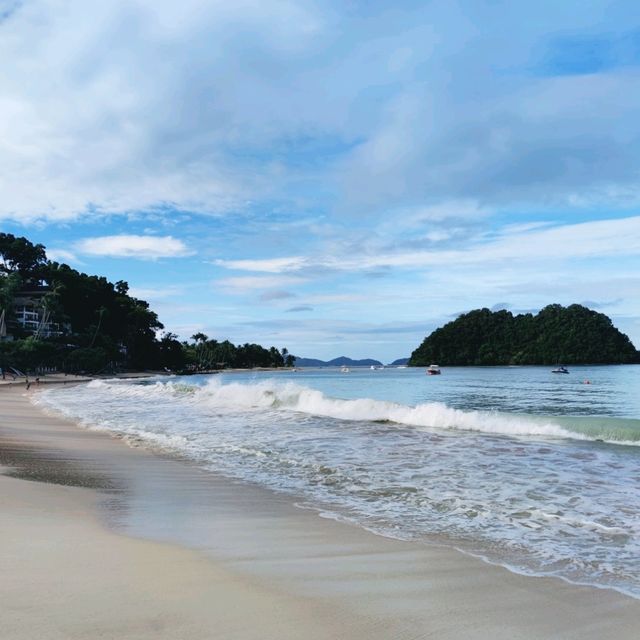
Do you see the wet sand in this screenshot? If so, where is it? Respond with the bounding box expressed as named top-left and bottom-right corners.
top-left (2, 384), bottom-right (639, 639)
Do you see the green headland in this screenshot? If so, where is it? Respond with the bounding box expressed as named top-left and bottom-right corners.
top-left (409, 305), bottom-right (640, 366)
top-left (0, 233), bottom-right (294, 374)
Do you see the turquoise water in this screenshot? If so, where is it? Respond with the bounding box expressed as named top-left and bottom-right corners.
top-left (224, 363), bottom-right (640, 421)
top-left (37, 365), bottom-right (640, 597)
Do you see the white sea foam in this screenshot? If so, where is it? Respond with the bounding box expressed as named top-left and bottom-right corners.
top-left (74, 378), bottom-right (640, 444)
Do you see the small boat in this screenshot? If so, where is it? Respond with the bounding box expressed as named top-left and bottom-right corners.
top-left (340, 366), bottom-right (350, 373)
top-left (426, 364), bottom-right (441, 375)
top-left (552, 366), bottom-right (569, 374)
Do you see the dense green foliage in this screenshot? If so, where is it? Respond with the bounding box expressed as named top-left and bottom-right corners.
top-left (409, 305), bottom-right (640, 366)
top-left (181, 333), bottom-right (295, 372)
top-left (0, 233), bottom-right (294, 373)
top-left (1, 232), bottom-right (163, 371)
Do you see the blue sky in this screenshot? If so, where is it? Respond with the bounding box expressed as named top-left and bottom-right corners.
top-left (2, 0), bottom-right (640, 362)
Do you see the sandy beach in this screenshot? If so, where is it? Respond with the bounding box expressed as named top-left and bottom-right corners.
top-left (2, 383), bottom-right (640, 639)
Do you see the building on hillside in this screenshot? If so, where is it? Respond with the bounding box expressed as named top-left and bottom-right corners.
top-left (2, 286), bottom-right (67, 340)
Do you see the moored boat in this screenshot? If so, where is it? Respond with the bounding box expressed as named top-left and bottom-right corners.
top-left (426, 364), bottom-right (441, 375)
top-left (552, 366), bottom-right (569, 374)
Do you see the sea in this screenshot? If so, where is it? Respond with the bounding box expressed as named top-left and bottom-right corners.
top-left (35, 365), bottom-right (640, 597)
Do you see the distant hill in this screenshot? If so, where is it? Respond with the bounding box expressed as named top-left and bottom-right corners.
top-left (327, 356), bottom-right (383, 367)
top-left (292, 357), bottom-right (328, 367)
top-left (409, 304), bottom-right (640, 366)
top-left (294, 355), bottom-right (383, 367)
top-left (389, 357), bottom-right (409, 366)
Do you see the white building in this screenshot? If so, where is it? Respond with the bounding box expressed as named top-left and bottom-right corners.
top-left (3, 287), bottom-right (66, 339)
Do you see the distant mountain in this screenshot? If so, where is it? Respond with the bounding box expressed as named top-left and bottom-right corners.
top-left (294, 355), bottom-right (383, 367)
top-left (327, 356), bottom-right (383, 367)
top-left (292, 357), bottom-right (328, 367)
top-left (389, 357), bottom-right (409, 366)
top-left (409, 304), bottom-right (640, 366)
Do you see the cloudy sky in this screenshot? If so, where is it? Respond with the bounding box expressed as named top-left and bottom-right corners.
top-left (2, 0), bottom-right (640, 361)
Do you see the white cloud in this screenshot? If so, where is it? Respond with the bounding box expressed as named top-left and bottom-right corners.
top-left (4, 2), bottom-right (639, 226)
top-left (0, 0), bottom-right (326, 222)
top-left (76, 235), bottom-right (192, 259)
top-left (442, 216), bottom-right (640, 266)
top-left (215, 274), bottom-right (306, 292)
top-left (46, 248), bottom-right (79, 263)
top-left (214, 256), bottom-right (306, 273)
top-left (213, 215), bottom-right (640, 273)
top-left (128, 285), bottom-right (185, 300)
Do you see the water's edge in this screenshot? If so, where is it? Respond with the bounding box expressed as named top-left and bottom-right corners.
top-left (33, 372), bottom-right (640, 599)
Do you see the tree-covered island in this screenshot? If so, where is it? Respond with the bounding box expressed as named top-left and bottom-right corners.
top-left (409, 305), bottom-right (640, 366)
top-left (0, 233), bottom-right (295, 374)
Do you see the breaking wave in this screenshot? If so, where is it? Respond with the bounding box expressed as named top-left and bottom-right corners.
top-left (80, 378), bottom-right (640, 445)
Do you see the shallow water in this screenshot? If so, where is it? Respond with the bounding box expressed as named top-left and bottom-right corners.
top-left (36, 365), bottom-right (640, 597)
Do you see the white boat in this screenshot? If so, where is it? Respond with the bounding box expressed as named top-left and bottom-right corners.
top-left (552, 366), bottom-right (569, 374)
top-left (340, 366), bottom-right (350, 373)
top-left (426, 364), bottom-right (441, 375)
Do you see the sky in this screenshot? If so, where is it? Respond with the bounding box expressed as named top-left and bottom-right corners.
top-left (2, 0), bottom-right (640, 362)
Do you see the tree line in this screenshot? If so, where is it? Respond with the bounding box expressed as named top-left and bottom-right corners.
top-left (409, 305), bottom-right (640, 366)
top-left (0, 233), bottom-right (294, 374)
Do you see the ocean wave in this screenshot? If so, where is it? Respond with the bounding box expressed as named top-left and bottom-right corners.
top-left (73, 378), bottom-right (640, 445)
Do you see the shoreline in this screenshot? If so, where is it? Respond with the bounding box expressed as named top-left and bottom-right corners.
top-left (2, 385), bottom-right (640, 638)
